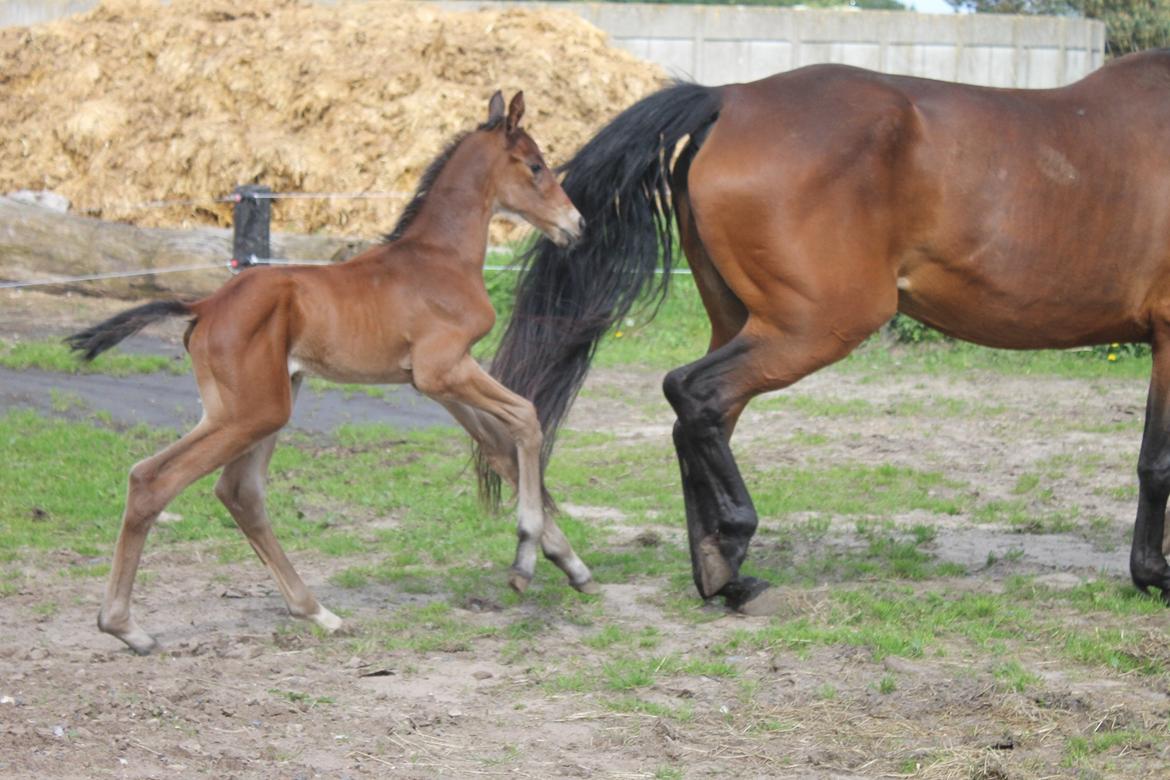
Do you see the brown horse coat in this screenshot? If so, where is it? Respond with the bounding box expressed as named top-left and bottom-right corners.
top-left (68, 92), bottom-right (592, 654)
top-left (487, 50), bottom-right (1170, 612)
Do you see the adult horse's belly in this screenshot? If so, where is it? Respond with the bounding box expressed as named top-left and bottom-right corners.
top-left (894, 250), bottom-right (1152, 350)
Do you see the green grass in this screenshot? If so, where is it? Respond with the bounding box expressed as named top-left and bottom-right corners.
top-left (0, 337), bottom-right (189, 376)
top-left (4, 402), bottom-right (1169, 767)
top-left (545, 652), bottom-right (737, 697)
top-left (358, 601), bottom-right (499, 654)
top-left (993, 659), bottom-right (1040, 693)
top-left (1064, 729), bottom-right (1159, 767)
top-left (749, 463), bottom-right (964, 518)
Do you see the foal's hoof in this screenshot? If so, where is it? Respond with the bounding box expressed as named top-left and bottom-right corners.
top-left (123, 634), bottom-right (159, 656)
top-left (508, 569), bottom-right (532, 594)
top-left (308, 605), bottom-right (343, 634)
top-left (696, 535), bottom-right (734, 597)
top-left (98, 612), bottom-right (159, 656)
top-left (719, 577), bottom-right (781, 617)
top-left (572, 578), bottom-right (601, 595)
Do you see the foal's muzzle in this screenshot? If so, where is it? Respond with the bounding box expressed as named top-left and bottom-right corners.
top-left (551, 209), bottom-right (585, 247)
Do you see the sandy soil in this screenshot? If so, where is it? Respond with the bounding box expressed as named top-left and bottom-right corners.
top-left (2, 290), bottom-right (1168, 779)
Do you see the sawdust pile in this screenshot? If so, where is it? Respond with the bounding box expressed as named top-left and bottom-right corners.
top-left (0, 0), bottom-right (663, 238)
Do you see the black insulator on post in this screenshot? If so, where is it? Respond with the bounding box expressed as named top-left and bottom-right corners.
top-left (230, 184), bottom-right (272, 271)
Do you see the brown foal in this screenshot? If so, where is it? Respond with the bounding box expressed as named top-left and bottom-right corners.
top-left (68, 92), bottom-right (592, 654)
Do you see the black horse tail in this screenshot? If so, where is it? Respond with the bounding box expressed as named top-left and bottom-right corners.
top-left (477, 81), bottom-right (723, 509)
top-left (65, 300), bottom-right (193, 361)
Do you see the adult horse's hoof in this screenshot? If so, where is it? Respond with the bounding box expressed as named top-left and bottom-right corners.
top-left (572, 578), bottom-right (601, 595)
top-left (719, 576), bottom-right (778, 616)
top-left (508, 568), bottom-right (532, 593)
top-left (696, 534), bottom-right (734, 597)
top-left (735, 586), bottom-right (788, 617)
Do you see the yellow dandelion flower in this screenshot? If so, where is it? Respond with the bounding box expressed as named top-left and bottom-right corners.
top-left (1108, 353), bottom-right (1118, 362)
top-left (615, 331), bottom-right (624, 339)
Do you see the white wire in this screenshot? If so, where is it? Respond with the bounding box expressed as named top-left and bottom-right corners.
top-left (1, 254), bottom-right (691, 291)
top-left (0, 262), bottom-right (229, 290)
top-left (243, 191), bottom-right (411, 201)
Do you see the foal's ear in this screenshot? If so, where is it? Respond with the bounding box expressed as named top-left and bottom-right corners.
top-left (488, 90), bottom-right (505, 124)
top-left (506, 91), bottom-right (525, 136)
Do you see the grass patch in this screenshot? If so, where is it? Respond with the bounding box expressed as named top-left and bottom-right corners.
top-left (358, 601), bottom-right (498, 654)
top-left (992, 659), bottom-right (1039, 692)
top-left (0, 337), bottom-right (188, 376)
top-left (749, 463), bottom-right (964, 518)
top-left (715, 585), bottom-right (1032, 663)
top-left (1064, 728), bottom-right (1158, 767)
top-left (745, 520), bottom-right (967, 587)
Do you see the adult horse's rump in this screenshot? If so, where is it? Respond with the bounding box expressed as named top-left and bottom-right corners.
top-left (485, 50), bottom-right (1170, 612)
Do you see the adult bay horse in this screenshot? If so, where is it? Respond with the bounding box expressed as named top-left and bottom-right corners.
top-left (485, 50), bottom-right (1170, 614)
top-left (68, 92), bottom-right (592, 654)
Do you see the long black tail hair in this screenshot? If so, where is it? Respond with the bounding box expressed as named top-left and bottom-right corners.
top-left (477, 81), bottom-right (723, 507)
top-left (65, 300), bottom-right (192, 361)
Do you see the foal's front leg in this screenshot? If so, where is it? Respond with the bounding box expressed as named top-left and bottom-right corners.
top-left (439, 398), bottom-right (596, 592)
top-left (416, 355), bottom-right (595, 592)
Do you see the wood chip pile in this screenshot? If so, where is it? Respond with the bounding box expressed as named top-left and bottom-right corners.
top-left (0, 0), bottom-right (663, 237)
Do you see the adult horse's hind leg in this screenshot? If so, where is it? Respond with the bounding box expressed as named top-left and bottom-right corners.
top-left (214, 378), bottom-right (343, 632)
top-left (1131, 328), bottom-right (1170, 601)
top-left (664, 310), bottom-right (893, 613)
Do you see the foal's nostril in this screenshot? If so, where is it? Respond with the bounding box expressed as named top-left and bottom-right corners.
top-left (577, 215), bottom-right (586, 233)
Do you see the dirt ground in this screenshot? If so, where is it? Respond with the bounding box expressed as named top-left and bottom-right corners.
top-left (1, 291), bottom-right (1168, 778)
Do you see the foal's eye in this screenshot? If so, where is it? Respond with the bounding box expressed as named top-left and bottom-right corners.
top-left (529, 163), bottom-right (541, 176)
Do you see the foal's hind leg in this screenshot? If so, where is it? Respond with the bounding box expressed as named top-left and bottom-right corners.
top-left (1131, 328), bottom-right (1170, 601)
top-left (215, 379), bottom-right (343, 632)
top-left (440, 399), bottom-right (596, 591)
top-left (98, 419), bottom-right (282, 653)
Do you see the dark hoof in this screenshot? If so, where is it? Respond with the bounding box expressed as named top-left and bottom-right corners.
top-left (508, 569), bottom-right (532, 594)
top-left (1133, 581), bottom-right (1170, 606)
top-left (1129, 560), bottom-right (1170, 605)
top-left (735, 587), bottom-right (788, 617)
top-left (719, 576), bottom-right (776, 615)
top-left (696, 535), bottom-right (734, 597)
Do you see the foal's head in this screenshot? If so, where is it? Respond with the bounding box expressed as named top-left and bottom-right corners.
top-left (486, 91), bottom-right (584, 247)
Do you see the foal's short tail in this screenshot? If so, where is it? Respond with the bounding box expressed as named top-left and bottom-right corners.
top-left (65, 300), bottom-right (193, 361)
top-left (476, 81), bottom-right (723, 509)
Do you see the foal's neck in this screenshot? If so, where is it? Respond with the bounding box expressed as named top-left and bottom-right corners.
top-left (397, 137), bottom-right (498, 267)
